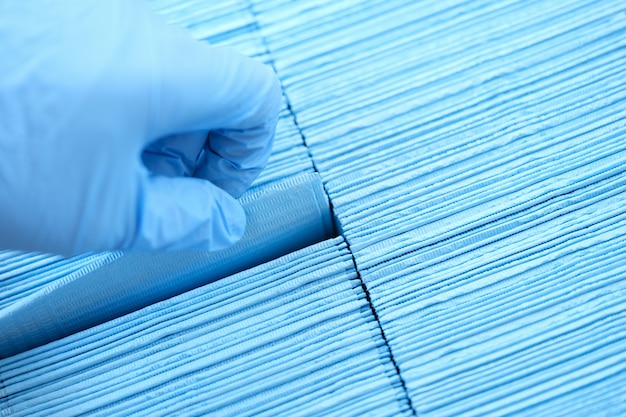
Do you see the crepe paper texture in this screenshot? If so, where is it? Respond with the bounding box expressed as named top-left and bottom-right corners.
top-left (253, 0), bottom-right (626, 414)
top-left (2, 0), bottom-right (626, 415)
top-left (0, 238), bottom-right (411, 416)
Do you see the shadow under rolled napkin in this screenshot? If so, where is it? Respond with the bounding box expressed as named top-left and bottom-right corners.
top-left (0, 172), bottom-right (336, 358)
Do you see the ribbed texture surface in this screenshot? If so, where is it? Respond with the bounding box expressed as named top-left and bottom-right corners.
top-left (250, 0), bottom-right (626, 415)
top-left (0, 251), bottom-right (121, 311)
top-left (2, 0), bottom-right (626, 415)
top-left (0, 238), bottom-right (410, 416)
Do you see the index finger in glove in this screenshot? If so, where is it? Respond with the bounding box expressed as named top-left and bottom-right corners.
top-left (145, 11), bottom-right (282, 197)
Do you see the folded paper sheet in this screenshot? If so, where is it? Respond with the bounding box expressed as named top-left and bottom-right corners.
top-left (252, 0), bottom-right (626, 414)
top-left (0, 173), bottom-right (335, 358)
top-left (0, 238), bottom-right (411, 416)
top-left (2, 0), bottom-right (626, 415)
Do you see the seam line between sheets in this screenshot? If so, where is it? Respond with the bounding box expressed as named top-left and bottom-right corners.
top-left (285, 100), bottom-right (419, 416)
top-left (243, 3), bottom-right (417, 414)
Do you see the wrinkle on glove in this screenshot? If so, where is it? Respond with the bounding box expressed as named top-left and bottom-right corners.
top-left (256, 0), bottom-right (626, 415)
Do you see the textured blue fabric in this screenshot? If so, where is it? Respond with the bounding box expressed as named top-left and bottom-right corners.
top-left (252, 0), bottom-right (626, 414)
top-left (0, 238), bottom-right (410, 416)
top-left (3, 0), bottom-right (626, 415)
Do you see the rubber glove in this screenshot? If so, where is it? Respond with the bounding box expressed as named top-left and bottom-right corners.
top-left (0, 0), bottom-right (281, 256)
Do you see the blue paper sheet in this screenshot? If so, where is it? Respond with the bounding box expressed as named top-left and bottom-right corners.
top-left (254, 0), bottom-right (626, 414)
top-left (2, 0), bottom-right (626, 415)
top-left (0, 239), bottom-right (410, 416)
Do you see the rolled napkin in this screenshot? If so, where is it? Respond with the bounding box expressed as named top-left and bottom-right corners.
top-left (0, 172), bottom-right (335, 358)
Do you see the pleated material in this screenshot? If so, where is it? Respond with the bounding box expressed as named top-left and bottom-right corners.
top-left (0, 251), bottom-right (121, 312)
top-left (3, 0), bottom-right (626, 415)
top-left (250, 0), bottom-right (626, 415)
top-left (0, 238), bottom-right (411, 416)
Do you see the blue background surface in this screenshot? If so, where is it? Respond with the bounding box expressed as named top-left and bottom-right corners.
top-left (2, 0), bottom-right (626, 415)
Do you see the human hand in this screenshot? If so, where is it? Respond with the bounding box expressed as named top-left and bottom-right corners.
top-left (0, 0), bottom-right (281, 256)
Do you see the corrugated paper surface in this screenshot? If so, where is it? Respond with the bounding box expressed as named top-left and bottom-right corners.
top-left (2, 0), bottom-right (626, 415)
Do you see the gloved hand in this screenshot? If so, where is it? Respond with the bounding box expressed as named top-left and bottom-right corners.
top-left (0, 0), bottom-right (281, 256)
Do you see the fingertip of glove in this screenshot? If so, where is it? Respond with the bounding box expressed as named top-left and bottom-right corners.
top-left (210, 189), bottom-right (246, 249)
top-left (131, 175), bottom-right (247, 252)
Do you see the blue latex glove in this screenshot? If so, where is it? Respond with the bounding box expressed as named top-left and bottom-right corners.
top-left (0, 0), bottom-right (281, 256)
